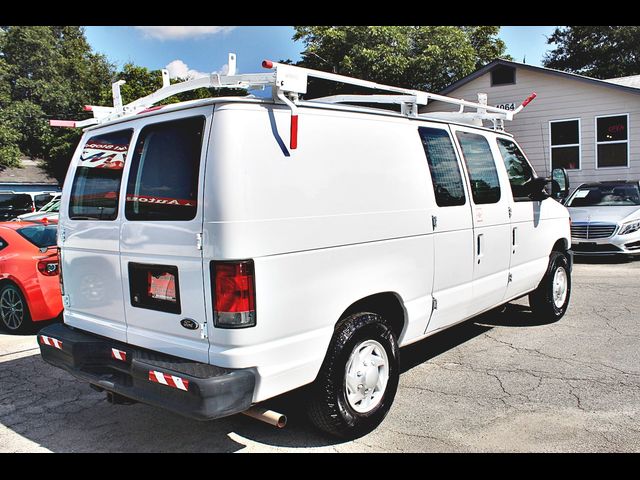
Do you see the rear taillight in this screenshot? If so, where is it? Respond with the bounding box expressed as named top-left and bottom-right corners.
top-left (211, 260), bottom-right (256, 328)
top-left (37, 258), bottom-right (59, 276)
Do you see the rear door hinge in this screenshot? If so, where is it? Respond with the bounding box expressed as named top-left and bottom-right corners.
top-left (431, 215), bottom-right (438, 230)
top-left (59, 226), bottom-right (66, 243)
top-left (196, 233), bottom-right (203, 250)
top-left (508, 206), bottom-right (512, 219)
top-left (508, 273), bottom-right (513, 284)
top-left (200, 320), bottom-right (208, 340)
top-left (62, 294), bottom-right (70, 307)
top-left (432, 297), bottom-right (438, 311)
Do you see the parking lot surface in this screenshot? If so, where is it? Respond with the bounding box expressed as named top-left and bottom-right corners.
top-left (2, 258), bottom-right (640, 452)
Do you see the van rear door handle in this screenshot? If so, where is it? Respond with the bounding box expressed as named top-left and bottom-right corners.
top-left (477, 233), bottom-right (484, 260)
top-left (512, 227), bottom-right (518, 253)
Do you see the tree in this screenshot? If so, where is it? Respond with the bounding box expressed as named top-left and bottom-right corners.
top-left (291, 26), bottom-right (508, 97)
top-left (0, 26), bottom-right (114, 176)
top-left (543, 26), bottom-right (640, 79)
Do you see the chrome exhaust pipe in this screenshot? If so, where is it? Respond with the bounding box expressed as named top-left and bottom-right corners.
top-left (242, 406), bottom-right (287, 428)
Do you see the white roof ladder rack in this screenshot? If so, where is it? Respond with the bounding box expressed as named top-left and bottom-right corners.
top-left (50, 53), bottom-right (537, 149)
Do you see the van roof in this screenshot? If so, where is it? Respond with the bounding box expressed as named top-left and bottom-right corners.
top-left (83, 95), bottom-right (514, 137)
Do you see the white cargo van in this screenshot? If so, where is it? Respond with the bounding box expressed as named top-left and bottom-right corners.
top-left (39, 56), bottom-right (572, 438)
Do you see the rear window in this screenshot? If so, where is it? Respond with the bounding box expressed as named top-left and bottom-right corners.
top-left (125, 117), bottom-right (204, 221)
top-left (0, 193), bottom-right (33, 211)
top-left (17, 225), bottom-right (58, 248)
top-left (69, 129), bottom-right (133, 220)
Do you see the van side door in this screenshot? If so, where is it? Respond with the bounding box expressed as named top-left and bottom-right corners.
top-left (119, 108), bottom-right (212, 363)
top-left (418, 125), bottom-right (475, 334)
top-left (452, 126), bottom-right (512, 315)
top-left (494, 137), bottom-right (549, 298)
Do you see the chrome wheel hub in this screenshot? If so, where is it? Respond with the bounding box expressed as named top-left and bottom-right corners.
top-left (0, 289), bottom-right (24, 330)
top-left (344, 339), bottom-right (389, 413)
top-left (552, 267), bottom-right (568, 309)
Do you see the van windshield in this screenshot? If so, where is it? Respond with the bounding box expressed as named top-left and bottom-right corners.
top-left (69, 130), bottom-right (133, 220)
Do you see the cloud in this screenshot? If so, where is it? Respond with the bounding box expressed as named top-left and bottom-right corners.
top-left (165, 60), bottom-right (231, 80)
top-left (134, 26), bottom-right (235, 40)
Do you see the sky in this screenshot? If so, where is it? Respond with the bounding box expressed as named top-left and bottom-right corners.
top-left (84, 26), bottom-right (558, 81)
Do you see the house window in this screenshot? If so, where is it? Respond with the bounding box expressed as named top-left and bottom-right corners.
top-left (596, 114), bottom-right (629, 168)
top-left (550, 119), bottom-right (580, 170)
top-left (490, 65), bottom-right (516, 86)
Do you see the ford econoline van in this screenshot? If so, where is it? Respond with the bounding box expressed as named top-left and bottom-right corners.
top-left (39, 58), bottom-right (572, 438)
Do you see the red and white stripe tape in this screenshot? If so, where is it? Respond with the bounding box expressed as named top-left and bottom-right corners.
top-left (40, 335), bottom-right (63, 350)
top-left (148, 371), bottom-right (189, 391)
top-left (111, 348), bottom-right (127, 362)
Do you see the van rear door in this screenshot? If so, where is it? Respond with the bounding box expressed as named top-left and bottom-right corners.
top-left (119, 109), bottom-right (212, 363)
top-left (61, 127), bottom-right (133, 342)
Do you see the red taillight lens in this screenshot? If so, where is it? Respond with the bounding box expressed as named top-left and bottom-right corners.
top-left (37, 258), bottom-right (59, 276)
top-left (211, 260), bottom-right (256, 328)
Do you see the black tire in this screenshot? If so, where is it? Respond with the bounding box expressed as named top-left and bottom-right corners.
top-left (307, 312), bottom-right (400, 439)
top-left (529, 251), bottom-right (571, 321)
top-left (0, 283), bottom-right (33, 334)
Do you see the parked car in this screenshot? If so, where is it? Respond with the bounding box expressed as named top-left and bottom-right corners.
top-left (16, 193), bottom-right (61, 222)
top-left (0, 192), bottom-right (35, 220)
top-left (38, 57), bottom-right (572, 439)
top-left (0, 221), bottom-right (62, 333)
top-left (566, 180), bottom-right (640, 256)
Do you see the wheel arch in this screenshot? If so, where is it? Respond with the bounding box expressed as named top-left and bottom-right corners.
top-left (337, 291), bottom-right (407, 341)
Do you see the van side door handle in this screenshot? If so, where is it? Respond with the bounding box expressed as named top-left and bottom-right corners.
top-left (477, 233), bottom-right (484, 262)
top-left (512, 226), bottom-right (517, 254)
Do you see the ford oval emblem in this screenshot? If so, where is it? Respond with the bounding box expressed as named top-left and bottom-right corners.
top-left (180, 318), bottom-right (199, 330)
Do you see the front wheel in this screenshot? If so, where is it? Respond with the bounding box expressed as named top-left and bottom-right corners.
top-left (529, 251), bottom-right (571, 321)
top-left (306, 312), bottom-right (400, 439)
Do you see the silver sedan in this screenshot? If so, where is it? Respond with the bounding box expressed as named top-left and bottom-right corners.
top-left (566, 181), bottom-right (640, 256)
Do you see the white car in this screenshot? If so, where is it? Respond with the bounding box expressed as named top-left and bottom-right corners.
top-left (16, 194), bottom-right (61, 222)
top-left (39, 58), bottom-right (572, 439)
top-left (566, 181), bottom-right (640, 256)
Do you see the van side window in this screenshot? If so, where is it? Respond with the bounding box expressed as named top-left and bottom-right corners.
top-left (496, 138), bottom-right (536, 201)
top-left (69, 129), bottom-right (133, 221)
top-left (455, 131), bottom-right (501, 204)
top-left (418, 127), bottom-right (466, 207)
top-left (126, 117), bottom-right (205, 222)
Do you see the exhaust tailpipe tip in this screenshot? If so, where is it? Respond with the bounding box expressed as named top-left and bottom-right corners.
top-left (242, 406), bottom-right (287, 428)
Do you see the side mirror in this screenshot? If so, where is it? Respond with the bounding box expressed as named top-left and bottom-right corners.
top-left (551, 168), bottom-right (570, 200)
top-left (527, 177), bottom-right (549, 201)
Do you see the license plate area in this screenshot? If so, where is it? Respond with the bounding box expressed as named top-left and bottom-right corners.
top-left (128, 262), bottom-right (181, 314)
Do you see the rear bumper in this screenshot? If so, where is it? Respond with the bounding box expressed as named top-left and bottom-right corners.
top-left (38, 323), bottom-right (255, 421)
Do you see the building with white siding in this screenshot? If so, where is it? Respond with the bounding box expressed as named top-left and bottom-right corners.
top-left (423, 59), bottom-right (640, 187)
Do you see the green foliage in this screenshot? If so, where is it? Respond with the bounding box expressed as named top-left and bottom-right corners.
top-left (543, 26), bottom-right (640, 79)
top-left (292, 26), bottom-right (508, 97)
top-left (0, 26), bottom-right (114, 176)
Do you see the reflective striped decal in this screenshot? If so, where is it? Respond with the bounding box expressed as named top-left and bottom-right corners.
top-left (148, 371), bottom-right (189, 391)
top-left (111, 348), bottom-right (127, 362)
top-left (40, 335), bottom-right (63, 350)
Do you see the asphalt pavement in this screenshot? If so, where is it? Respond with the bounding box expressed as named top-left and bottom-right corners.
top-left (1, 257), bottom-right (639, 452)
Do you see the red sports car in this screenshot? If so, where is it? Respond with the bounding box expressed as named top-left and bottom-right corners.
top-left (0, 221), bottom-right (62, 333)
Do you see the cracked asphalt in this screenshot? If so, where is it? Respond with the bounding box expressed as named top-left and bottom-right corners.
top-left (1, 257), bottom-right (640, 452)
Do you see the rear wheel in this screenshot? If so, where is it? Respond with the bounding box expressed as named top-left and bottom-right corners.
top-left (307, 312), bottom-right (399, 439)
top-left (0, 283), bottom-right (32, 334)
top-left (529, 251), bottom-right (571, 321)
